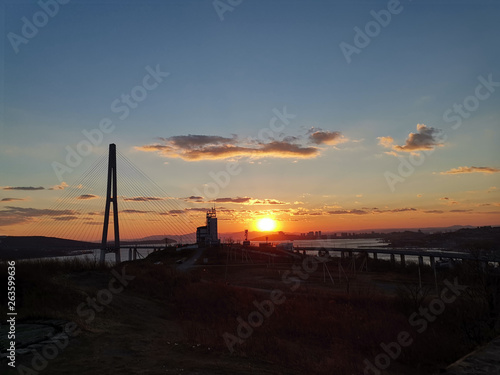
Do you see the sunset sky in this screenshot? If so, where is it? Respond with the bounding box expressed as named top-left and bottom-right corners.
top-left (1, 0), bottom-right (499, 239)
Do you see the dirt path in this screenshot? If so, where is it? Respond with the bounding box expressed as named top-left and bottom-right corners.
top-left (441, 336), bottom-right (500, 375)
top-left (177, 247), bottom-right (204, 272)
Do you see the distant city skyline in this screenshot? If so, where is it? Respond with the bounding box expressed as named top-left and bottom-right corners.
top-left (1, 0), bottom-right (499, 239)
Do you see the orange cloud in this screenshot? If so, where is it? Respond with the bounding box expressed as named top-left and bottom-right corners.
top-left (49, 182), bottom-right (69, 190)
top-left (377, 136), bottom-right (394, 148)
top-left (207, 197), bottom-right (288, 205)
top-left (0, 206), bottom-right (79, 226)
top-left (394, 124), bottom-right (444, 151)
top-left (440, 166), bottom-right (500, 175)
top-left (136, 134), bottom-right (320, 161)
top-left (123, 196), bottom-right (165, 201)
top-left (77, 194), bottom-right (99, 200)
top-left (309, 131), bottom-right (347, 145)
top-left (379, 124), bottom-right (444, 153)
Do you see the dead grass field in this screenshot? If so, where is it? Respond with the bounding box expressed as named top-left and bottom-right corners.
top-left (1, 247), bottom-right (498, 374)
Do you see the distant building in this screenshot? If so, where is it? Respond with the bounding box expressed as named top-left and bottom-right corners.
top-left (196, 208), bottom-right (220, 246)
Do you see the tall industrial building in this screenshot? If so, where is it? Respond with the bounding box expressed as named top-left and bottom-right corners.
top-left (196, 208), bottom-right (220, 246)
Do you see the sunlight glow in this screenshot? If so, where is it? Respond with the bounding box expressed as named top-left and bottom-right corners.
top-left (256, 217), bottom-right (277, 232)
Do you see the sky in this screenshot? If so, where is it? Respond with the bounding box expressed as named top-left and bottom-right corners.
top-left (1, 0), bottom-right (499, 239)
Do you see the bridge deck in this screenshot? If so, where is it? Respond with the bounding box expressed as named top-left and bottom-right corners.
top-left (294, 247), bottom-right (500, 262)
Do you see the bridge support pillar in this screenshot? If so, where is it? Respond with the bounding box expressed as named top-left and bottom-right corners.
top-left (341, 251), bottom-right (345, 259)
top-left (390, 253), bottom-right (395, 265)
top-left (419, 256), bottom-right (424, 268)
top-left (129, 248), bottom-right (132, 261)
top-left (400, 254), bottom-right (405, 267)
top-left (430, 256), bottom-right (435, 269)
top-left (348, 251), bottom-right (353, 258)
top-left (100, 143), bottom-right (120, 265)
top-left (373, 252), bottom-right (377, 260)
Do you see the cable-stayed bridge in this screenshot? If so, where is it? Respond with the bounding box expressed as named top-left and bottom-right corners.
top-left (25, 144), bottom-right (201, 263)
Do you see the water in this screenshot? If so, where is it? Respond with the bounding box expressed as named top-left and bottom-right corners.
top-left (22, 244), bottom-right (166, 263)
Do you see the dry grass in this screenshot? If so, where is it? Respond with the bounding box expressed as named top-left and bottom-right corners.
top-left (2, 250), bottom-right (498, 374)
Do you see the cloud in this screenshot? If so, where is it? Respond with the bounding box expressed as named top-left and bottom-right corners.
top-left (423, 210), bottom-right (444, 214)
top-left (383, 151), bottom-right (398, 157)
top-left (439, 197), bottom-right (458, 205)
top-left (379, 124), bottom-right (444, 153)
top-left (77, 194), bottom-right (99, 200)
top-left (253, 199), bottom-right (288, 205)
top-left (184, 196), bottom-right (204, 203)
top-left (377, 136), bottom-right (394, 148)
top-left (291, 206), bottom-right (418, 216)
top-left (384, 208), bottom-right (417, 213)
top-left (394, 124), bottom-right (444, 151)
top-left (328, 209), bottom-right (368, 215)
top-left (440, 166), bottom-right (500, 175)
top-left (210, 197), bottom-right (252, 204)
top-left (49, 182), bottom-right (69, 190)
top-left (2, 186), bottom-right (45, 191)
top-left (207, 197), bottom-right (288, 205)
top-left (162, 134), bottom-right (237, 148)
top-left (161, 209), bottom-right (185, 215)
top-left (308, 131), bottom-right (347, 145)
top-left (1, 198), bottom-right (26, 202)
top-left (136, 134), bottom-right (320, 161)
top-left (185, 207), bottom-right (211, 212)
top-left (0, 206), bottom-right (79, 226)
top-left (123, 196), bottom-right (164, 202)
top-left (122, 209), bottom-right (153, 214)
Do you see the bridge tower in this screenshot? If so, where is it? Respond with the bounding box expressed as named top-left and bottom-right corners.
top-left (100, 143), bottom-right (121, 264)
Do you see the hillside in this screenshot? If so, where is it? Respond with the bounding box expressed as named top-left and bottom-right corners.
top-left (0, 236), bottom-right (97, 260)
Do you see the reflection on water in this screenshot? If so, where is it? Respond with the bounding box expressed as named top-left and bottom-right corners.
top-left (27, 245), bottom-right (163, 263)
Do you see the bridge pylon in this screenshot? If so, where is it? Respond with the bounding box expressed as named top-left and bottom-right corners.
top-left (100, 143), bottom-right (121, 264)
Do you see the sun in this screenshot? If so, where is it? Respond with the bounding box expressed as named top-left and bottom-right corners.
top-left (256, 217), bottom-right (277, 232)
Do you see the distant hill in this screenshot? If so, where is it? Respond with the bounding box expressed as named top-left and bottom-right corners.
top-left (385, 226), bottom-right (500, 249)
top-left (0, 236), bottom-right (98, 260)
